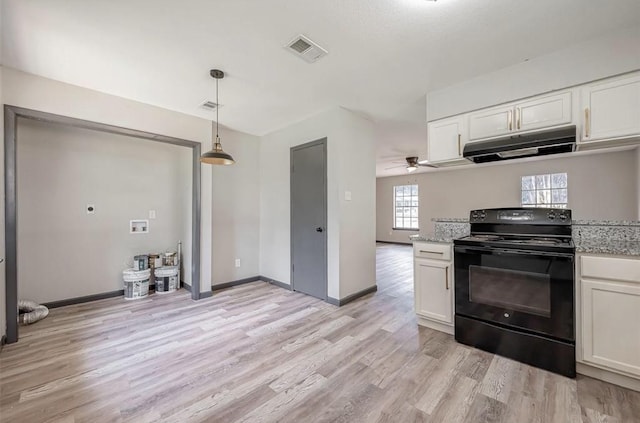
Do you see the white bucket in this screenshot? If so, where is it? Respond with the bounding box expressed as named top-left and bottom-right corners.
top-left (123, 268), bottom-right (151, 300)
top-left (154, 266), bottom-right (179, 293)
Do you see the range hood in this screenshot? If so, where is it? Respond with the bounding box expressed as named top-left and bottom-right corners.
top-left (463, 126), bottom-right (576, 163)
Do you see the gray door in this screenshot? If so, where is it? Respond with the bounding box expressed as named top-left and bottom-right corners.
top-left (291, 138), bottom-right (327, 300)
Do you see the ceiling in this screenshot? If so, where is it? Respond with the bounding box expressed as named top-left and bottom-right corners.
top-left (3, 0), bottom-right (640, 175)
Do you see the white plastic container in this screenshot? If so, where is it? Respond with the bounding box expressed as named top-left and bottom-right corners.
top-left (154, 266), bottom-right (179, 293)
top-left (122, 268), bottom-right (151, 300)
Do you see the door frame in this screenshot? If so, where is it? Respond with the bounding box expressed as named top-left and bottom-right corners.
top-left (4, 105), bottom-right (203, 344)
top-left (290, 138), bottom-right (328, 300)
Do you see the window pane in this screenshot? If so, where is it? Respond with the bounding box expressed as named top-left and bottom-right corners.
top-left (551, 173), bottom-right (567, 188)
top-left (403, 186), bottom-right (411, 195)
top-left (395, 219), bottom-right (402, 228)
top-left (521, 176), bottom-right (535, 190)
top-left (411, 218), bottom-right (418, 228)
top-left (521, 190), bottom-right (536, 205)
top-left (411, 185), bottom-right (418, 195)
top-left (396, 207), bottom-right (403, 217)
top-left (395, 186), bottom-right (403, 195)
top-left (537, 189), bottom-right (551, 204)
top-left (552, 188), bottom-right (568, 204)
top-left (535, 174), bottom-right (550, 189)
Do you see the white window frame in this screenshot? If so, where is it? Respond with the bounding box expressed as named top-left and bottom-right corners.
top-left (393, 184), bottom-right (419, 230)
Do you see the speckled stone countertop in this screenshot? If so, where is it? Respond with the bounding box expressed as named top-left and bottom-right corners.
top-left (573, 220), bottom-right (640, 257)
top-left (575, 240), bottom-right (640, 257)
top-left (415, 217), bottom-right (640, 256)
top-left (573, 220), bottom-right (640, 226)
top-left (409, 234), bottom-right (454, 243)
top-left (432, 218), bottom-right (469, 223)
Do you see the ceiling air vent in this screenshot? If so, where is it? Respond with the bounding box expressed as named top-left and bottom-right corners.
top-left (285, 34), bottom-right (328, 63)
top-left (200, 101), bottom-right (221, 111)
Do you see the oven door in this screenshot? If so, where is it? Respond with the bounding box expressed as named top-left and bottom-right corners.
top-left (454, 245), bottom-right (574, 341)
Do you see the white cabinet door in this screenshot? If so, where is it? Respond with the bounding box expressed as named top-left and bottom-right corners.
top-left (581, 73), bottom-right (640, 141)
top-left (414, 258), bottom-right (452, 324)
top-left (468, 104), bottom-right (513, 141)
top-left (427, 116), bottom-right (466, 163)
top-left (516, 92), bottom-right (572, 132)
top-left (582, 278), bottom-right (640, 377)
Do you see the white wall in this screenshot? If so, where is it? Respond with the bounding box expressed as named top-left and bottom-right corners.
top-left (211, 127), bottom-right (260, 286)
top-left (376, 149), bottom-right (639, 241)
top-left (259, 107), bottom-right (376, 300)
top-left (17, 119), bottom-right (191, 303)
top-left (427, 26), bottom-right (640, 121)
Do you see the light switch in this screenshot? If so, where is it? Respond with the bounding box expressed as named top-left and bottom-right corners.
top-left (345, 191), bottom-right (352, 201)
top-left (235, 258), bottom-right (241, 268)
top-left (149, 210), bottom-right (156, 219)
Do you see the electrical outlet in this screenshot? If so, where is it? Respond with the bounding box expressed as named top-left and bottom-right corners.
top-left (149, 210), bottom-right (156, 219)
top-left (235, 259), bottom-right (241, 268)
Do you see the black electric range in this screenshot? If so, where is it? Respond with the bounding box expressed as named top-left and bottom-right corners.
top-left (453, 208), bottom-right (576, 377)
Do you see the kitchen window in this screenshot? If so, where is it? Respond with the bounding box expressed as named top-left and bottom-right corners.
top-left (521, 173), bottom-right (568, 208)
top-left (393, 184), bottom-right (419, 230)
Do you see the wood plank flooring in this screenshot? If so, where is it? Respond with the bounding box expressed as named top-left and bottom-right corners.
top-left (1, 242), bottom-right (639, 422)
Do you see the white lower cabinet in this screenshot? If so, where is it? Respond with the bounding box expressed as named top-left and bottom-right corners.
top-left (413, 242), bottom-right (454, 334)
top-left (578, 254), bottom-right (640, 385)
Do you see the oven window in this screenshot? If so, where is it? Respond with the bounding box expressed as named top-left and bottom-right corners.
top-left (468, 265), bottom-right (551, 317)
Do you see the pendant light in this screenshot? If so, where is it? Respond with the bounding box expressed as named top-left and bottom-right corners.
top-left (200, 69), bottom-right (235, 165)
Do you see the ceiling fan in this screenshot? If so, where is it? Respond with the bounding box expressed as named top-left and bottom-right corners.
top-left (385, 156), bottom-right (438, 172)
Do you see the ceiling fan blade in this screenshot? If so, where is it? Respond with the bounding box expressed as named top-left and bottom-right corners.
top-left (417, 159), bottom-right (438, 168)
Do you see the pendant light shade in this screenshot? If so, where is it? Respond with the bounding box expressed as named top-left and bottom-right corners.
top-left (200, 69), bottom-right (235, 165)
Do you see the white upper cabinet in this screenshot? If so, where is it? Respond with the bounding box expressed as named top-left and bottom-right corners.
top-left (468, 104), bottom-right (513, 140)
top-left (580, 72), bottom-right (640, 142)
top-left (427, 115), bottom-right (468, 164)
top-left (517, 91), bottom-right (573, 132)
top-left (468, 91), bottom-right (573, 141)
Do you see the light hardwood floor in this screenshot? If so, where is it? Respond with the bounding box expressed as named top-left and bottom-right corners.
top-left (1, 243), bottom-right (639, 422)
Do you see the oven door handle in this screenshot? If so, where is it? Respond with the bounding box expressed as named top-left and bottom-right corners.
top-left (455, 245), bottom-right (574, 259)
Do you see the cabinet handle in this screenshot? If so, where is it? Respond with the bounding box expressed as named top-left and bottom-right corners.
top-left (508, 110), bottom-right (513, 131)
top-left (584, 108), bottom-right (590, 138)
top-left (420, 250), bottom-right (444, 255)
top-left (457, 134), bottom-right (461, 156)
top-left (516, 107), bottom-right (521, 130)
top-left (445, 266), bottom-right (449, 290)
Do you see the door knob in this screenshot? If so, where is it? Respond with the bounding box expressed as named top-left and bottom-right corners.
top-left (316, 227), bottom-right (324, 232)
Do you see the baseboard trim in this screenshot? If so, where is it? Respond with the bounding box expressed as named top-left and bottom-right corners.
top-left (43, 290), bottom-right (125, 309)
top-left (198, 291), bottom-right (213, 299)
top-left (376, 240), bottom-right (412, 245)
top-left (212, 276), bottom-right (261, 292)
top-left (577, 362), bottom-right (640, 392)
top-left (417, 316), bottom-right (454, 335)
top-left (181, 281), bottom-right (191, 292)
top-left (1, 335), bottom-right (6, 351)
top-left (259, 276), bottom-right (292, 291)
top-left (328, 285), bottom-right (378, 306)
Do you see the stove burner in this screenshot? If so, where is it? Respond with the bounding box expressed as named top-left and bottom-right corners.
top-left (509, 237), bottom-right (565, 246)
top-left (468, 235), bottom-right (501, 241)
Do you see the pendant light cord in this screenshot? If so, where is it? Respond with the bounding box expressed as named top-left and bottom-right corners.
top-left (216, 77), bottom-right (219, 141)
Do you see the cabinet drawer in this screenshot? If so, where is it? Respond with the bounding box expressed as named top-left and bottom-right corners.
top-left (414, 242), bottom-right (451, 260)
top-left (581, 255), bottom-right (640, 284)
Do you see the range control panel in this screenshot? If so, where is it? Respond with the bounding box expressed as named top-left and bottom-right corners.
top-left (469, 208), bottom-right (572, 225)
